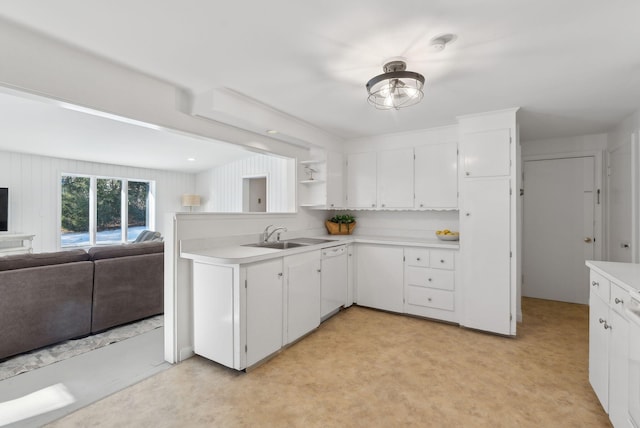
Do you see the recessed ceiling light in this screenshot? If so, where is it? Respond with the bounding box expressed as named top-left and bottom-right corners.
top-left (266, 129), bottom-right (278, 134)
top-left (187, 157), bottom-right (196, 162)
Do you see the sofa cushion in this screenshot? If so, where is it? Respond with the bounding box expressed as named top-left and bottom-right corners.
top-left (88, 241), bottom-right (164, 261)
top-left (0, 261), bottom-right (94, 360)
top-left (0, 249), bottom-right (90, 272)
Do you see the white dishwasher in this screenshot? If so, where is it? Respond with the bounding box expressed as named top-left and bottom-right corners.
top-left (321, 245), bottom-right (348, 319)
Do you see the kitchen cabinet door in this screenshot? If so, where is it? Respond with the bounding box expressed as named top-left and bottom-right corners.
top-left (460, 178), bottom-right (512, 335)
top-left (285, 251), bottom-right (321, 344)
top-left (609, 309), bottom-right (629, 428)
top-left (326, 151), bottom-right (345, 209)
top-left (193, 262), bottom-right (235, 368)
top-left (356, 244), bottom-right (404, 313)
top-left (378, 147), bottom-right (414, 209)
top-left (246, 258), bottom-right (283, 367)
top-left (321, 246), bottom-right (348, 319)
top-left (347, 152), bottom-right (377, 208)
top-left (415, 142), bottom-right (458, 209)
top-left (588, 293), bottom-right (610, 411)
top-left (462, 128), bottom-right (510, 178)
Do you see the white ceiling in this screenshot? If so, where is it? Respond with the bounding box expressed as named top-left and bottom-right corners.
top-left (0, 1), bottom-right (639, 157)
top-left (0, 90), bottom-right (256, 172)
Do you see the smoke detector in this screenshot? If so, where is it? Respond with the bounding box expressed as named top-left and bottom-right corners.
top-left (430, 34), bottom-right (456, 51)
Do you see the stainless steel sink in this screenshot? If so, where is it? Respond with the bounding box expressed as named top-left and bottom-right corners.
top-left (243, 241), bottom-right (307, 250)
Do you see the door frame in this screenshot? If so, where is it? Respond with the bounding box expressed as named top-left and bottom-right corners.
top-left (522, 150), bottom-right (604, 263)
top-left (242, 173), bottom-right (269, 213)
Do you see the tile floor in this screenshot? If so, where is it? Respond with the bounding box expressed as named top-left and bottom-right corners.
top-left (47, 298), bottom-right (611, 427)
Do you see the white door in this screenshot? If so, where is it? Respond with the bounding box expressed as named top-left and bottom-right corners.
top-left (246, 259), bottom-right (283, 367)
top-left (285, 252), bottom-right (321, 344)
top-left (523, 157), bottom-right (595, 304)
top-left (347, 152), bottom-right (377, 208)
top-left (414, 142), bottom-right (458, 209)
top-left (460, 178), bottom-right (512, 335)
top-left (462, 128), bottom-right (511, 178)
top-left (356, 244), bottom-right (404, 313)
top-left (609, 143), bottom-right (632, 262)
top-left (378, 147), bottom-right (414, 209)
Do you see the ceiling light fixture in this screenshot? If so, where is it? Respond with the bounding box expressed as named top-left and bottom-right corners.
top-left (366, 60), bottom-right (425, 110)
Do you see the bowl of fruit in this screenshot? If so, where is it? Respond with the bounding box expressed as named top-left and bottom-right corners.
top-left (436, 229), bottom-right (459, 241)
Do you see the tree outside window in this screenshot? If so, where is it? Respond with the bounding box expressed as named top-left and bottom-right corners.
top-left (61, 175), bottom-right (154, 247)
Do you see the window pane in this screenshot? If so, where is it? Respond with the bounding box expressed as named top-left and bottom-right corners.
top-left (96, 178), bottom-right (122, 243)
top-left (61, 176), bottom-right (90, 247)
top-left (127, 181), bottom-right (149, 241)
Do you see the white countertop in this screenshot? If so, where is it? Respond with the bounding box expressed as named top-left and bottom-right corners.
top-left (181, 234), bottom-right (459, 265)
top-left (586, 260), bottom-right (640, 293)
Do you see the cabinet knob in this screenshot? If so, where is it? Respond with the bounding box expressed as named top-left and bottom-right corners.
top-left (428, 297), bottom-right (432, 302)
top-left (604, 322), bottom-right (612, 330)
top-left (428, 278), bottom-right (432, 282)
top-left (466, 172), bottom-right (470, 176)
top-left (381, 204), bottom-right (386, 207)
top-left (371, 203), bottom-right (376, 207)
top-left (592, 281), bottom-right (599, 287)
top-left (416, 257), bottom-right (421, 261)
top-left (599, 318), bottom-right (605, 324)
top-left (465, 213), bottom-right (471, 217)
top-left (330, 204), bottom-right (334, 207)
top-left (615, 297), bottom-right (624, 304)
top-left (317, 269), bottom-right (321, 273)
top-left (277, 273), bottom-right (283, 278)
top-left (420, 204), bottom-right (424, 208)
top-left (440, 259), bottom-right (445, 263)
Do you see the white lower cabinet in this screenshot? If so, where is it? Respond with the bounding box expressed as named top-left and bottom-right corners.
top-left (245, 258), bottom-right (284, 367)
top-left (284, 251), bottom-right (321, 345)
top-left (587, 267), bottom-right (631, 428)
top-left (355, 244), bottom-right (404, 313)
top-left (192, 258), bottom-right (284, 370)
top-left (404, 248), bottom-right (458, 323)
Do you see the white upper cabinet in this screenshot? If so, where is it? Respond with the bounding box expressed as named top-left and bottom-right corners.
top-left (462, 128), bottom-right (511, 178)
top-left (325, 151), bottom-right (344, 209)
top-left (414, 142), bottom-right (458, 209)
top-left (378, 147), bottom-right (414, 209)
top-left (299, 151), bottom-right (345, 209)
top-left (347, 152), bottom-right (377, 208)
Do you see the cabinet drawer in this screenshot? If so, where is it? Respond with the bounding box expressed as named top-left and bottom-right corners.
top-left (610, 282), bottom-right (629, 316)
top-left (405, 248), bottom-right (429, 267)
top-left (406, 266), bottom-right (454, 291)
top-left (429, 250), bottom-right (454, 270)
top-left (406, 285), bottom-right (454, 311)
top-left (590, 270), bottom-right (610, 302)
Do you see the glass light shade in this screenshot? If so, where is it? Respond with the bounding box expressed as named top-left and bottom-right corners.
top-left (366, 71), bottom-right (425, 110)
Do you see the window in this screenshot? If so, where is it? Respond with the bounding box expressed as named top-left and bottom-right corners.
top-left (61, 174), bottom-right (155, 247)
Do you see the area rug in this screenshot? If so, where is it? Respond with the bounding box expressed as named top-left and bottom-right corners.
top-left (0, 315), bottom-right (163, 381)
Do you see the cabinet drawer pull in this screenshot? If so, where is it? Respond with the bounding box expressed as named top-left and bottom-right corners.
top-left (599, 318), bottom-right (605, 324)
top-left (592, 281), bottom-right (599, 287)
top-left (615, 297), bottom-right (624, 304)
top-left (604, 322), bottom-right (612, 330)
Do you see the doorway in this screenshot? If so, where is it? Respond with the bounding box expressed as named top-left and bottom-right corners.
top-left (522, 154), bottom-right (601, 305)
top-left (243, 176), bottom-right (267, 212)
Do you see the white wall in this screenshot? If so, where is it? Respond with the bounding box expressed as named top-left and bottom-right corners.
top-left (522, 133), bottom-right (607, 157)
top-left (607, 110), bottom-right (640, 262)
top-left (0, 149), bottom-right (195, 252)
top-left (196, 154), bottom-right (295, 212)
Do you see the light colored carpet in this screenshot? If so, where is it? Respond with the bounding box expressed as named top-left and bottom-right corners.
top-left (0, 315), bottom-right (163, 381)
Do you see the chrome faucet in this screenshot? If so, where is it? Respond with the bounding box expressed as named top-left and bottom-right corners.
top-left (263, 225), bottom-right (287, 243)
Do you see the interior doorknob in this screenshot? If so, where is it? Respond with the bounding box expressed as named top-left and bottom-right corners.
top-left (584, 237), bottom-right (592, 243)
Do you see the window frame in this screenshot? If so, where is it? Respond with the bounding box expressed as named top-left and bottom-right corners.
top-left (60, 173), bottom-right (156, 248)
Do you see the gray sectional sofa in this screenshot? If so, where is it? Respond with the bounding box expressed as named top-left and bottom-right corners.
top-left (0, 241), bottom-right (164, 360)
